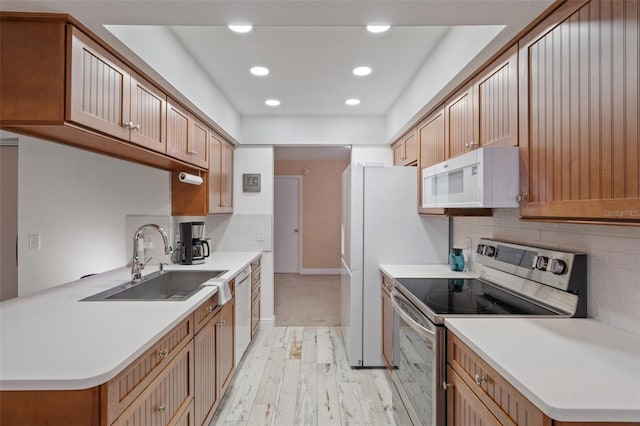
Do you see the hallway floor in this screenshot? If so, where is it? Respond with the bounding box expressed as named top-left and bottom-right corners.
top-left (210, 325), bottom-right (411, 426)
top-left (274, 274), bottom-right (341, 327)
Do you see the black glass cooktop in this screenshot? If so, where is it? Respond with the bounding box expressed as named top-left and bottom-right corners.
top-left (395, 278), bottom-right (559, 316)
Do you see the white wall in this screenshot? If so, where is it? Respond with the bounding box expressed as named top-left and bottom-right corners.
top-left (453, 209), bottom-right (640, 336)
top-left (241, 115), bottom-right (386, 146)
top-left (17, 135), bottom-right (171, 296)
top-left (386, 25), bottom-right (503, 141)
top-left (106, 25), bottom-right (241, 141)
top-left (350, 145), bottom-right (393, 166)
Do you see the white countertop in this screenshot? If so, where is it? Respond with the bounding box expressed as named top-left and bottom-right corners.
top-left (0, 251), bottom-right (260, 391)
top-left (379, 264), bottom-right (479, 279)
top-left (445, 318), bottom-right (640, 422)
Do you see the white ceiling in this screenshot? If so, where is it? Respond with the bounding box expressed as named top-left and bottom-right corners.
top-left (167, 25), bottom-right (448, 115)
top-left (1, 0), bottom-right (554, 128)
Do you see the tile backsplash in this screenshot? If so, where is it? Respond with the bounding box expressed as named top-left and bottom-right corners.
top-left (173, 214), bottom-right (272, 252)
top-left (453, 209), bottom-right (640, 336)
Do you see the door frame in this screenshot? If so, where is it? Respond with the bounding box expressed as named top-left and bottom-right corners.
top-left (274, 175), bottom-right (303, 273)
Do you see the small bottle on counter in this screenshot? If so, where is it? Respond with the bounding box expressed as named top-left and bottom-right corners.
top-left (449, 248), bottom-right (465, 272)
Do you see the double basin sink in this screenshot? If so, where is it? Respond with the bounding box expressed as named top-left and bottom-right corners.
top-left (82, 270), bottom-right (228, 301)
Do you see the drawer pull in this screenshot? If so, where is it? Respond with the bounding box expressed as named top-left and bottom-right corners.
top-left (442, 381), bottom-right (452, 391)
top-left (158, 349), bottom-right (169, 359)
top-left (474, 374), bottom-right (488, 385)
top-left (206, 305), bottom-right (215, 312)
top-left (157, 404), bottom-right (168, 413)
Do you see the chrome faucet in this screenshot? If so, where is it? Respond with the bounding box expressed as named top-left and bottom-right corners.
top-left (131, 224), bottom-right (173, 282)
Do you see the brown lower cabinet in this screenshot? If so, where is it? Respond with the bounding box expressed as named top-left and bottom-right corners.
top-left (446, 331), bottom-right (637, 426)
top-left (0, 294), bottom-right (235, 426)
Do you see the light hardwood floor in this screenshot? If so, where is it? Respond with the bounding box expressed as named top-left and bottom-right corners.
top-left (210, 325), bottom-right (412, 426)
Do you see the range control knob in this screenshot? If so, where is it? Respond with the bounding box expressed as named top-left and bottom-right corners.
top-left (535, 256), bottom-right (549, 271)
top-left (483, 245), bottom-right (496, 257)
top-left (476, 244), bottom-right (485, 254)
top-left (548, 259), bottom-right (567, 275)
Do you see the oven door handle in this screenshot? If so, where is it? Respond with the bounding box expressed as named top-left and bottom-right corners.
top-left (391, 291), bottom-right (436, 341)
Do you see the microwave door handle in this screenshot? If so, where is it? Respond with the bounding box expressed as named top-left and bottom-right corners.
top-left (391, 291), bottom-right (436, 342)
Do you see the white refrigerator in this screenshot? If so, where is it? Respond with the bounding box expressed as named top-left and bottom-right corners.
top-left (341, 164), bottom-right (449, 367)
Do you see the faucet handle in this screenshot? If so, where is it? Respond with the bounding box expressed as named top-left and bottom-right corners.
top-left (142, 256), bottom-right (153, 268)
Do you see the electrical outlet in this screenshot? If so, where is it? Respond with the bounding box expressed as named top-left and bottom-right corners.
top-left (28, 234), bottom-right (41, 250)
top-left (256, 229), bottom-right (265, 242)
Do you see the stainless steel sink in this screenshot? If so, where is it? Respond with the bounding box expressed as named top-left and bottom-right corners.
top-left (81, 270), bottom-right (227, 301)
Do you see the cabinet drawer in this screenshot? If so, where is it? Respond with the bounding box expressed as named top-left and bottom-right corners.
top-left (113, 342), bottom-right (194, 426)
top-left (194, 295), bottom-right (219, 333)
top-left (104, 316), bottom-right (193, 424)
top-left (447, 366), bottom-right (502, 426)
top-left (447, 331), bottom-right (549, 426)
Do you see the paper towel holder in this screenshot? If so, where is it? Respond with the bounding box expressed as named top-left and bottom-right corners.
top-left (179, 172), bottom-right (203, 185)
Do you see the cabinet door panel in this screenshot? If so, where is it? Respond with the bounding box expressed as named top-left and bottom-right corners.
top-left (208, 133), bottom-right (224, 213)
top-left (189, 118), bottom-right (209, 168)
top-left (445, 85), bottom-right (476, 159)
top-left (166, 100), bottom-right (190, 163)
top-left (194, 316), bottom-right (217, 426)
top-left (519, 0), bottom-right (640, 220)
top-left (217, 300), bottom-right (235, 393)
top-left (68, 26), bottom-right (130, 140)
top-left (130, 75), bottom-right (166, 153)
top-left (476, 44), bottom-right (518, 148)
top-left (403, 129), bottom-right (418, 165)
top-left (393, 142), bottom-right (404, 165)
top-left (113, 343), bottom-right (193, 426)
top-left (447, 367), bottom-right (502, 426)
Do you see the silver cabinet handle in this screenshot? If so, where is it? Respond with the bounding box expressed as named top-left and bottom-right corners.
top-left (133, 123), bottom-right (141, 131)
top-left (206, 305), bottom-right (214, 312)
top-left (157, 405), bottom-right (168, 413)
top-left (516, 193), bottom-right (528, 202)
top-left (158, 348), bottom-right (169, 359)
top-left (123, 121), bottom-right (135, 129)
top-left (474, 374), bottom-right (488, 385)
top-left (442, 381), bottom-right (452, 391)
top-left (188, 150), bottom-right (198, 155)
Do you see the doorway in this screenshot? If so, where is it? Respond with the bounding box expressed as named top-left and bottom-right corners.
top-left (274, 176), bottom-right (301, 273)
top-left (0, 141), bottom-right (19, 300)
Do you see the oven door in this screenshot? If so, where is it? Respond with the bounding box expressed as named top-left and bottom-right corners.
top-left (391, 290), bottom-right (446, 426)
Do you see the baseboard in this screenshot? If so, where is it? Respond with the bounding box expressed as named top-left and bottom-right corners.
top-left (259, 316), bottom-right (275, 325)
top-left (299, 268), bottom-right (341, 275)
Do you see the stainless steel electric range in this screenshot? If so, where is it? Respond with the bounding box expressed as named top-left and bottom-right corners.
top-left (389, 238), bottom-right (587, 426)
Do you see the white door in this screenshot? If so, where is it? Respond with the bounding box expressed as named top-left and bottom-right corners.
top-left (274, 176), bottom-right (301, 273)
top-left (0, 143), bottom-right (18, 301)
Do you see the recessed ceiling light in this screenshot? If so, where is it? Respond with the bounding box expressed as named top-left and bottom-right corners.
top-left (228, 24), bottom-right (252, 33)
top-left (367, 24), bottom-right (390, 33)
top-left (250, 66), bottom-right (269, 76)
top-left (265, 99), bottom-right (280, 107)
top-left (345, 98), bottom-right (361, 106)
top-left (353, 66), bottom-right (372, 77)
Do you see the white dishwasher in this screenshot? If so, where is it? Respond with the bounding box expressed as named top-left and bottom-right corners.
top-left (234, 265), bottom-right (251, 367)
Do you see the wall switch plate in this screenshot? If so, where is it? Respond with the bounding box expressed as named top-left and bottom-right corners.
top-left (256, 229), bottom-right (265, 242)
top-left (28, 234), bottom-right (41, 250)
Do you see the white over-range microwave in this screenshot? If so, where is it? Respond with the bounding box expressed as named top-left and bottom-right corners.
top-left (422, 146), bottom-right (520, 208)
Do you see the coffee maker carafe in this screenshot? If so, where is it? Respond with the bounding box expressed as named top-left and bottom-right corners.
top-left (179, 222), bottom-right (210, 265)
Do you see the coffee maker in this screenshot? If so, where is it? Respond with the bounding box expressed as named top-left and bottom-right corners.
top-left (178, 222), bottom-right (210, 265)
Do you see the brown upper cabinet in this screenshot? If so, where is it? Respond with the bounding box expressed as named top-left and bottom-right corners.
top-left (166, 99), bottom-right (209, 169)
top-left (1, 13), bottom-right (227, 173)
top-left (518, 0), bottom-right (640, 222)
top-left (69, 26), bottom-right (167, 154)
top-left (445, 44), bottom-right (519, 160)
top-left (209, 132), bottom-right (234, 214)
top-left (393, 127), bottom-right (418, 166)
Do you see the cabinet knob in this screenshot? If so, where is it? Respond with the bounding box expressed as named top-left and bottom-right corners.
top-left (157, 405), bottom-right (168, 413)
top-left (188, 150), bottom-right (198, 156)
top-left (133, 123), bottom-right (141, 131)
top-left (442, 381), bottom-right (453, 391)
top-left (123, 121), bottom-right (135, 129)
top-left (158, 348), bottom-right (169, 359)
top-left (206, 305), bottom-right (214, 312)
top-left (516, 193), bottom-right (528, 202)
top-left (474, 374), bottom-right (488, 385)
